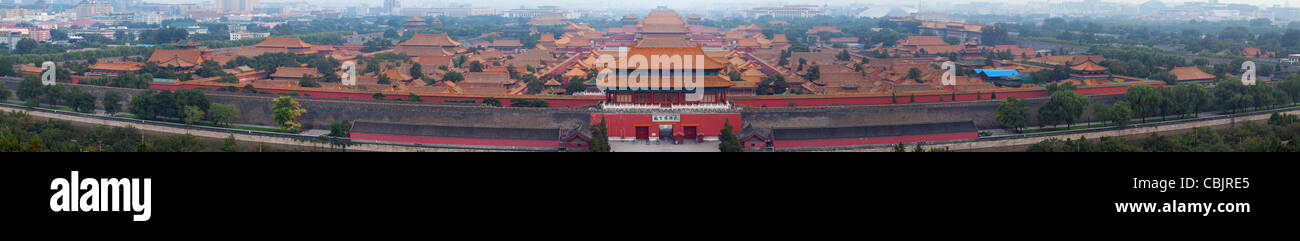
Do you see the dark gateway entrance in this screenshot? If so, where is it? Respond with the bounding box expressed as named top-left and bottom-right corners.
top-left (684, 126), bottom-right (698, 141)
top-left (635, 126), bottom-right (650, 140)
top-left (659, 124), bottom-right (674, 143)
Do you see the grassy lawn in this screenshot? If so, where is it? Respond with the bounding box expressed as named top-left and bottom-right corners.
top-left (115, 115), bottom-right (299, 134)
top-left (224, 124), bottom-right (291, 133)
top-left (2, 100), bottom-right (86, 113)
top-left (4, 100), bottom-right (301, 134)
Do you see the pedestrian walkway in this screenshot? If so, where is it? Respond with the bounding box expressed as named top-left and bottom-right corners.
top-left (610, 140), bottom-right (720, 152)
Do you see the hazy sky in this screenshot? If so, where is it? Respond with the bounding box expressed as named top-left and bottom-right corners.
top-left (158, 0), bottom-right (1300, 9)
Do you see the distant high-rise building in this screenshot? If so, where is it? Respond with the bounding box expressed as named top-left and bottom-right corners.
top-left (384, 0), bottom-right (400, 15)
top-left (75, 1), bottom-right (113, 18)
top-left (111, 0), bottom-right (141, 11)
top-left (214, 0), bottom-right (259, 12)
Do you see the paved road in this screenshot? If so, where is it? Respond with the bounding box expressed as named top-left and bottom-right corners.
top-left (611, 140), bottom-right (720, 152)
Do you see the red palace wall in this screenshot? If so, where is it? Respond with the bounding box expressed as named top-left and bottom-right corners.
top-left (591, 113), bottom-right (742, 141)
top-left (731, 89), bottom-right (1054, 108)
top-left (350, 133), bottom-right (559, 148)
top-left (150, 82), bottom-right (1139, 109)
top-left (149, 83), bottom-right (604, 107)
top-left (773, 132), bottom-right (980, 149)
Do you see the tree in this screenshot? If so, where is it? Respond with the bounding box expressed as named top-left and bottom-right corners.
top-left (150, 134), bottom-right (204, 152)
top-left (441, 71), bottom-right (464, 82)
top-left (24, 135), bottom-right (43, 152)
top-left (0, 58), bottom-right (15, 77)
top-left (221, 135), bottom-right (240, 152)
top-left (272, 96), bottom-right (307, 132)
top-left (1045, 82), bottom-right (1077, 95)
top-left (328, 120), bottom-right (352, 138)
top-left (1093, 101), bottom-right (1112, 126)
top-left (588, 118), bottom-right (611, 152)
top-left (2, 132), bottom-right (20, 152)
top-left (0, 84), bottom-right (9, 101)
top-left (1213, 79), bottom-right (1250, 114)
top-left (377, 73), bottom-right (391, 84)
top-left (67, 88), bottom-right (96, 113)
top-left (14, 39), bottom-right (37, 55)
top-left (217, 75), bottom-right (238, 83)
top-left (479, 97), bottom-right (502, 107)
top-left (804, 65), bottom-right (821, 81)
top-left (1039, 91), bottom-right (1090, 128)
top-left (566, 76), bottom-right (587, 94)
top-left (40, 84), bottom-right (66, 107)
top-left (755, 74), bottom-right (789, 95)
top-left (299, 74), bottom-right (321, 87)
top-left (196, 60), bottom-right (224, 78)
top-left (182, 105), bottom-right (205, 126)
top-left (718, 121), bottom-right (743, 152)
top-left (1111, 101), bottom-right (1133, 127)
top-left (468, 60), bottom-right (484, 72)
top-left (1279, 74), bottom-right (1300, 104)
top-left (409, 62), bottom-right (423, 78)
top-left (1186, 84), bottom-right (1213, 117)
top-left (207, 103), bottom-right (240, 127)
top-left (906, 67), bottom-right (922, 82)
top-left (510, 98), bottom-right (549, 108)
top-left (996, 97), bottom-right (1031, 132)
top-left (1126, 85), bottom-right (1160, 121)
top-left (405, 93), bottom-right (423, 102)
top-left (174, 89), bottom-right (211, 114)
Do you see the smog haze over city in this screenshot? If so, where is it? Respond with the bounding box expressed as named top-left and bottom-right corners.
top-left (5, 0), bottom-right (1300, 153)
top-left (130, 1), bottom-right (1300, 10)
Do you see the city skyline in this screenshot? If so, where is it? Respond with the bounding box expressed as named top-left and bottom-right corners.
top-left (56, 0), bottom-right (1300, 9)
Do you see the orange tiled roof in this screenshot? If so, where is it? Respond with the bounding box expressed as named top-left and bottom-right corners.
top-left (1070, 60), bottom-right (1109, 72)
top-left (528, 13), bottom-right (569, 26)
top-left (463, 72), bottom-right (512, 84)
top-left (148, 49), bottom-right (204, 68)
top-left (902, 36), bottom-right (947, 46)
top-left (255, 37), bottom-right (313, 49)
top-left (637, 37), bottom-right (693, 47)
top-left (269, 67), bottom-right (321, 79)
top-left (640, 9), bottom-right (689, 33)
top-left (413, 56), bottom-right (454, 68)
top-left (404, 17), bottom-right (427, 27)
top-left (1171, 66), bottom-right (1216, 81)
top-left (772, 34), bottom-right (789, 43)
top-left (400, 33), bottom-right (461, 47)
top-left (735, 38), bottom-right (763, 48)
top-left (596, 73), bottom-right (734, 89)
top-left (376, 66), bottom-right (414, 81)
top-left (89, 61), bottom-right (144, 72)
top-left (492, 39), bottom-right (523, 48)
top-left (807, 26), bottom-right (842, 34)
top-left (919, 21), bottom-right (984, 33)
top-left (616, 44), bottom-right (728, 70)
top-left (1242, 47), bottom-right (1262, 56)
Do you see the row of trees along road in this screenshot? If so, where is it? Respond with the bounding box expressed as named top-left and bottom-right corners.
top-left (999, 75), bottom-right (1300, 132)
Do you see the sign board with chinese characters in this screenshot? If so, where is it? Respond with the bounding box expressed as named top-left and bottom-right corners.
top-left (652, 114), bottom-right (680, 122)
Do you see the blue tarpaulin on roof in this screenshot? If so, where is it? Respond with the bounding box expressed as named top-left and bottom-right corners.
top-left (974, 69), bottom-right (1022, 78)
